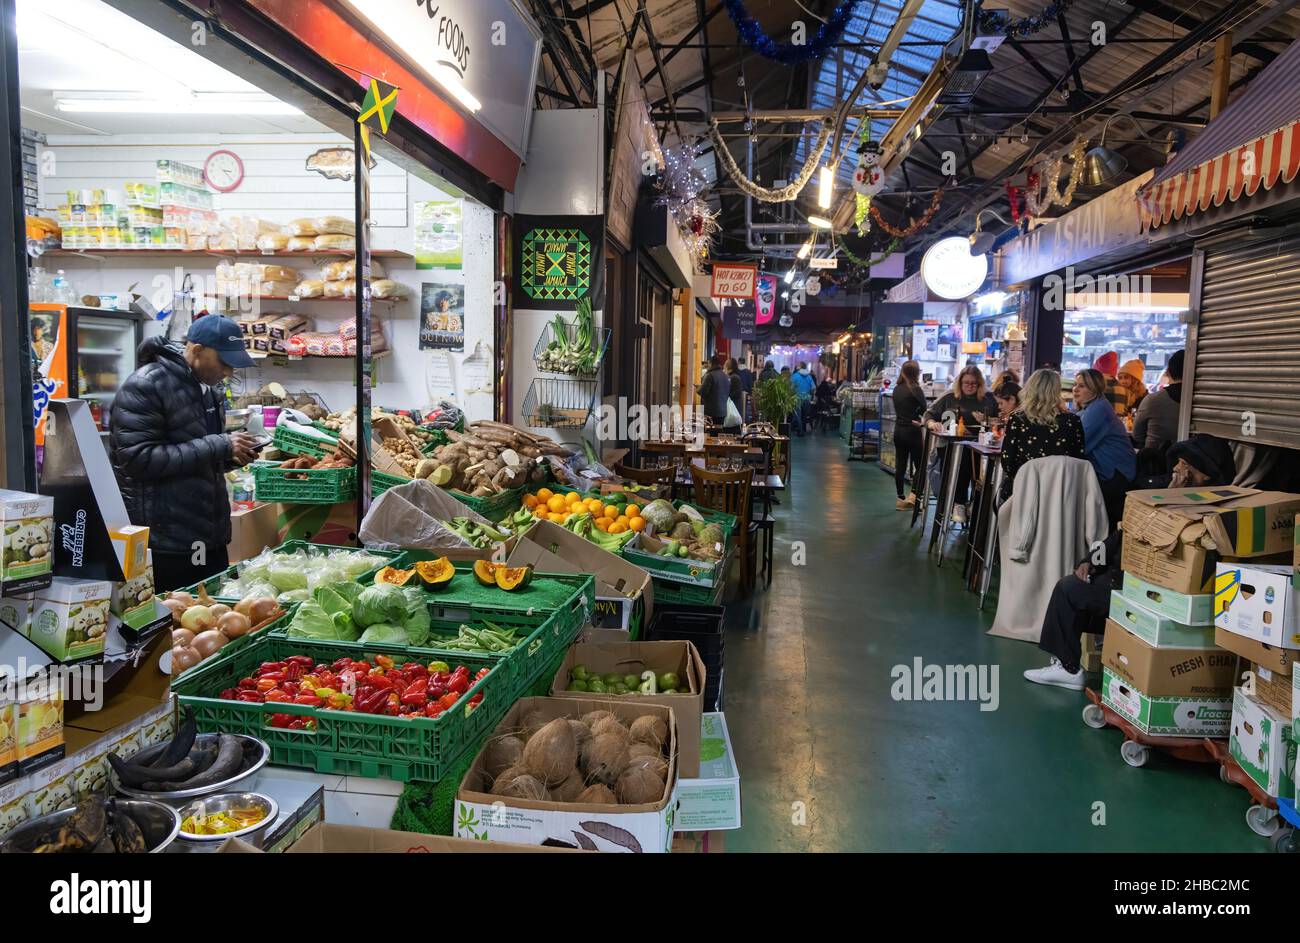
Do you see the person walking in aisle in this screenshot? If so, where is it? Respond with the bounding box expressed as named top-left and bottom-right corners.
top-left (791, 361), bottom-right (816, 435)
top-left (1072, 368), bottom-right (1136, 528)
top-left (892, 361), bottom-right (927, 510)
top-left (111, 315), bottom-right (258, 593)
top-left (924, 365), bottom-right (998, 524)
top-left (697, 353), bottom-right (732, 430)
top-left (758, 360), bottom-right (778, 384)
top-left (1023, 435), bottom-right (1235, 690)
top-left (724, 357), bottom-right (744, 433)
top-left (997, 369), bottom-right (1083, 504)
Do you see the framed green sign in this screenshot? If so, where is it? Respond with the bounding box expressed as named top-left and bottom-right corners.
top-left (512, 214), bottom-right (605, 310)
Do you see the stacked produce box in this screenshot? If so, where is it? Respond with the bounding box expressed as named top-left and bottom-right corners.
top-left (1101, 488), bottom-right (1300, 740)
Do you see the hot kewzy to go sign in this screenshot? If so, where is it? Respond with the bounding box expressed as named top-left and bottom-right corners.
top-left (711, 264), bottom-right (758, 299)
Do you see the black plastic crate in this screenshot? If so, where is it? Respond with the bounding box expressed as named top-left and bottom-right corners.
top-left (646, 603), bottom-right (725, 660)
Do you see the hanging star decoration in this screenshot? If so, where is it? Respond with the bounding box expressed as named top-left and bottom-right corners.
top-left (868, 187), bottom-right (946, 239)
top-left (655, 140), bottom-right (720, 259)
top-left (725, 0), bottom-right (862, 65)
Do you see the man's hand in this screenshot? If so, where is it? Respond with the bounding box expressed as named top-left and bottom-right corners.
top-left (1075, 562), bottom-right (1093, 582)
top-left (229, 431), bottom-right (258, 466)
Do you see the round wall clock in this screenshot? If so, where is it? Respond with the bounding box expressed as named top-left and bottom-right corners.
top-left (204, 149), bottom-right (245, 193)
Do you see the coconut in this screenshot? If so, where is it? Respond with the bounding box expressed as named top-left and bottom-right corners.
top-left (580, 709), bottom-right (617, 729)
top-left (567, 719), bottom-right (591, 753)
top-left (494, 773), bottom-right (548, 800)
top-left (625, 753), bottom-right (669, 781)
top-left (629, 715), bottom-right (667, 749)
top-left (575, 783), bottom-right (616, 805)
top-left (615, 766), bottom-right (664, 804)
top-left (489, 764), bottom-right (528, 792)
top-left (627, 742), bottom-right (659, 761)
top-left (550, 769), bottom-right (586, 803)
top-left (521, 709), bottom-right (547, 739)
top-left (485, 735), bottom-right (525, 779)
top-left (581, 732), bottom-right (630, 786)
top-left (589, 715), bottom-right (629, 745)
top-left (522, 718), bottom-right (577, 786)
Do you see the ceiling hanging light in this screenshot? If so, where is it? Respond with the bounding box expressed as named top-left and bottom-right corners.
top-left (807, 215), bottom-right (833, 230)
top-left (1081, 113), bottom-right (1162, 187)
top-left (797, 239), bottom-right (813, 260)
top-left (818, 166), bottom-right (834, 209)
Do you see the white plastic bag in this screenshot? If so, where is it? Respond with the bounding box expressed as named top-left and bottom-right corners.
top-left (359, 479), bottom-right (499, 551)
top-left (724, 398), bottom-right (743, 428)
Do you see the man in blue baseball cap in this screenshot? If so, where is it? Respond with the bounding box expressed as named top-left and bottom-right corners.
top-left (110, 315), bottom-right (259, 592)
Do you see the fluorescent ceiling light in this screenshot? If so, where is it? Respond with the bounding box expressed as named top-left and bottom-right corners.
top-left (56, 96), bottom-right (301, 115)
top-left (808, 215), bottom-right (833, 230)
top-left (818, 166), bottom-right (834, 209)
top-left (797, 239), bottom-right (813, 260)
top-left (429, 64), bottom-right (482, 112)
top-left (1079, 304), bottom-right (1187, 314)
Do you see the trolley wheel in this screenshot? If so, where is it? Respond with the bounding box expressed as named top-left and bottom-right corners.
top-left (1246, 804), bottom-right (1281, 838)
top-left (1219, 765), bottom-right (1232, 785)
top-left (1120, 740), bottom-right (1149, 768)
top-left (1272, 828), bottom-right (1298, 853)
top-left (1082, 704), bottom-right (1107, 730)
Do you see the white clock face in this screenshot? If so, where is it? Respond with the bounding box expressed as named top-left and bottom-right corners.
top-left (205, 152), bottom-right (242, 192)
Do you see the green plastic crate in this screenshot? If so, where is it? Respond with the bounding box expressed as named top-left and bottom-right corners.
top-left (450, 484), bottom-right (529, 519)
top-left (272, 425), bottom-right (340, 458)
top-left (649, 571), bottom-right (727, 606)
top-left (255, 462), bottom-right (356, 504)
top-left (372, 470), bottom-right (411, 498)
top-left (172, 635), bottom-right (507, 783)
top-left (175, 541), bottom-right (404, 602)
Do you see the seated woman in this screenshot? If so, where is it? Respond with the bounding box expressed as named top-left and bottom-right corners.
top-left (1022, 435), bottom-right (1236, 690)
top-left (997, 369), bottom-right (1083, 505)
top-left (924, 365), bottom-right (998, 524)
top-left (1073, 368), bottom-right (1136, 528)
top-left (993, 381), bottom-right (1020, 420)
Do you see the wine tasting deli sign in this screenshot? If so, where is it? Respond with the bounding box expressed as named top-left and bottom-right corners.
top-left (340, 0), bottom-right (542, 157)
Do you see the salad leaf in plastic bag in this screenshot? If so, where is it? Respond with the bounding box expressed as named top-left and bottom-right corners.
top-left (357, 622), bottom-right (410, 646)
top-left (329, 549), bottom-right (384, 580)
top-left (352, 584), bottom-right (408, 628)
top-left (268, 557), bottom-right (309, 591)
top-left (285, 599), bottom-right (358, 642)
top-left (276, 588), bottom-right (312, 605)
top-left (401, 586), bottom-right (431, 647)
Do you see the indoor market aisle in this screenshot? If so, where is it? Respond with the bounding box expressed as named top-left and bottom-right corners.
top-left (720, 434), bottom-right (1262, 853)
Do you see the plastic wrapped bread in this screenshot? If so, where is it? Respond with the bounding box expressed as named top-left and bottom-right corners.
top-left (256, 232), bottom-right (290, 251)
top-left (313, 233), bottom-right (354, 251)
top-left (287, 236), bottom-right (316, 251)
top-left (320, 258), bottom-right (350, 281)
top-left (295, 278), bottom-right (325, 298)
top-left (312, 216), bottom-right (355, 236)
top-left (322, 279), bottom-right (354, 298)
top-left (286, 218), bottom-right (318, 236)
top-left (370, 279), bottom-right (408, 299)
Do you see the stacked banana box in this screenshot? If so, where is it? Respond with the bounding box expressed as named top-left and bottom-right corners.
top-left (1102, 488), bottom-right (1300, 753)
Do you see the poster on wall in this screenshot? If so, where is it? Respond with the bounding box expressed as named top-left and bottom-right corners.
top-left (415, 200), bottom-right (463, 269)
top-left (420, 283), bottom-right (466, 351)
top-left (30, 304), bottom-right (68, 447)
top-left (911, 322), bottom-right (939, 360)
top-left (512, 214), bottom-right (606, 310)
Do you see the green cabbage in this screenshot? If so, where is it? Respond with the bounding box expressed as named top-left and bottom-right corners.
top-left (314, 581), bottom-right (361, 616)
top-left (358, 622), bottom-right (411, 645)
top-left (285, 599), bottom-right (359, 642)
top-left (352, 583), bottom-right (408, 628)
top-left (330, 550), bottom-right (385, 580)
top-left (640, 499), bottom-right (677, 533)
top-left (402, 586), bottom-right (431, 647)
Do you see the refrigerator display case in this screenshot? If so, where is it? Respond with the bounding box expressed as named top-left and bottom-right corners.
top-left (31, 303), bottom-right (145, 449)
top-left (1060, 307), bottom-right (1187, 389)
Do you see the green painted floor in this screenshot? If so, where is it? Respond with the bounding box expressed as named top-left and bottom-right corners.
top-left (719, 432), bottom-right (1266, 852)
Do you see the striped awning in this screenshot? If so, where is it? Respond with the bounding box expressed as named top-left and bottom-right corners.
top-left (1138, 38), bottom-right (1300, 232)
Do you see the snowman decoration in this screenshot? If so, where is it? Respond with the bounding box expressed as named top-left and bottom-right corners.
top-left (852, 140), bottom-right (885, 197)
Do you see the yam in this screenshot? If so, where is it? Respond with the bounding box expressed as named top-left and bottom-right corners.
top-left (485, 735), bottom-right (524, 779)
top-left (615, 766), bottom-right (664, 804)
top-left (581, 732), bottom-right (630, 785)
top-left (575, 783), bottom-right (616, 805)
top-left (629, 715), bottom-right (668, 749)
top-left (414, 459), bottom-right (440, 480)
top-left (522, 718), bottom-right (578, 786)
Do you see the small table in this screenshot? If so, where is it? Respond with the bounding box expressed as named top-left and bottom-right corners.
top-left (926, 431), bottom-right (977, 558)
top-left (960, 442), bottom-right (1003, 605)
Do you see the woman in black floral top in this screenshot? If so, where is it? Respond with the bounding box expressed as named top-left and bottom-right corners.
top-left (999, 369), bottom-right (1085, 504)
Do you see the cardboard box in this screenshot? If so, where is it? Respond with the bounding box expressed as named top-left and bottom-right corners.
top-left (228, 502), bottom-right (282, 564)
top-left (29, 576), bottom-right (111, 662)
top-left (1101, 666), bottom-right (1233, 737)
top-left (111, 559), bottom-right (156, 632)
top-left (107, 524), bottom-right (149, 581)
top-left (1229, 687), bottom-right (1294, 798)
top-left (1080, 632), bottom-right (1104, 674)
top-left (549, 640), bottom-right (703, 776)
top-left (0, 700), bottom-right (15, 784)
top-left (0, 489), bottom-right (54, 593)
top-left (1215, 562), bottom-right (1299, 650)
top-left (1119, 572), bottom-right (1213, 625)
top-left (0, 593), bottom-right (34, 637)
top-left (456, 697), bottom-right (678, 852)
top-left (0, 776), bottom-right (29, 837)
top-left (16, 679), bottom-right (64, 775)
top-left (1121, 488), bottom-right (1300, 594)
top-left (1102, 619), bottom-right (1238, 696)
top-left (675, 712), bottom-right (741, 831)
top-left (509, 520), bottom-right (654, 631)
top-left (220, 821), bottom-right (580, 854)
top-left (1241, 660), bottom-right (1292, 716)
top-left (1108, 591), bottom-right (1216, 649)
top-left (1215, 627), bottom-right (1295, 677)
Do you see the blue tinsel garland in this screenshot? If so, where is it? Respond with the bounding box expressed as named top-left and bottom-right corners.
top-left (724, 0), bottom-right (860, 65)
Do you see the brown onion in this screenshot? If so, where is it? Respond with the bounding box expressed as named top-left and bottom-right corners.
top-left (168, 591), bottom-right (196, 608)
top-left (172, 628), bottom-right (195, 648)
top-left (247, 597), bottom-right (279, 625)
top-left (191, 629), bottom-right (228, 659)
top-left (161, 598), bottom-right (187, 625)
top-left (209, 603), bottom-right (232, 618)
top-left (171, 645), bottom-right (201, 673)
top-left (217, 611), bottom-right (252, 639)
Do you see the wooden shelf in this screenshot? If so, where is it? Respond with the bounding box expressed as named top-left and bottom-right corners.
top-left (47, 248), bottom-right (413, 260)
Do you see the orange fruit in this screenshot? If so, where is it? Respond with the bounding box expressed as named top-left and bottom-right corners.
top-left (547, 495), bottom-right (567, 513)
top-left (534, 507), bottom-right (547, 519)
top-left (609, 522), bottom-right (628, 535)
top-left (586, 498), bottom-right (603, 513)
top-left (565, 492), bottom-right (581, 506)
top-left (603, 505), bottom-right (618, 519)
top-left (536, 488), bottom-right (554, 502)
top-left (628, 516), bottom-right (646, 532)
top-left (523, 494), bottom-right (538, 509)
top-left (595, 518), bottom-right (610, 531)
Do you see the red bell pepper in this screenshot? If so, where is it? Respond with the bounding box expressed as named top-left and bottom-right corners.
top-left (375, 654), bottom-right (395, 671)
top-left (438, 692), bottom-right (460, 711)
top-left (286, 655), bottom-right (314, 668)
top-left (293, 694), bottom-right (324, 707)
top-left (236, 691), bottom-right (264, 703)
top-left (428, 683), bottom-right (447, 700)
top-left (447, 673), bottom-right (470, 695)
top-left (219, 688), bottom-right (238, 700)
top-left (263, 689), bottom-right (292, 703)
top-left (257, 661), bottom-right (287, 675)
top-left (238, 677), bottom-right (259, 690)
top-left (332, 657), bottom-right (354, 671)
top-left (355, 688), bottom-right (388, 714)
top-left (400, 678), bottom-right (428, 706)
top-left (269, 713), bottom-right (295, 729)
top-left (283, 662), bottom-right (305, 682)
top-left (255, 677), bottom-right (279, 693)
top-left (425, 703), bottom-right (445, 718)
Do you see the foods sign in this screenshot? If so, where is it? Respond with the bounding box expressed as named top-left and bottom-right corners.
top-left (711, 264), bottom-right (757, 300)
top-left (339, 0), bottom-right (542, 157)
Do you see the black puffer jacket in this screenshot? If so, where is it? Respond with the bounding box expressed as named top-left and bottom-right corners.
top-left (110, 337), bottom-right (234, 555)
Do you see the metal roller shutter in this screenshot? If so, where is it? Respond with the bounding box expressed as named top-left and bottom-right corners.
top-left (1188, 234), bottom-right (1300, 448)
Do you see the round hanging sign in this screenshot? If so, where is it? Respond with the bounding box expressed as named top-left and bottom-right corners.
top-left (920, 236), bottom-right (988, 300)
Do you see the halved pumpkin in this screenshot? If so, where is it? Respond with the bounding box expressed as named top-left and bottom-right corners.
top-left (416, 557), bottom-right (455, 590)
top-left (374, 565), bottom-right (417, 586)
top-left (494, 565), bottom-right (533, 591)
top-left (473, 559), bottom-right (501, 586)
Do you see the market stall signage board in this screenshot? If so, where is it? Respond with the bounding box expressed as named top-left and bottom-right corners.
top-left (339, 0), bottom-right (542, 158)
top-left (755, 274), bottom-right (777, 325)
top-left (721, 299), bottom-right (756, 340)
top-left (520, 226), bottom-right (593, 302)
top-left (808, 257), bottom-right (838, 270)
top-left (711, 264), bottom-right (757, 300)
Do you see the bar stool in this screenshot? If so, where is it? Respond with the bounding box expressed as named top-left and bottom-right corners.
top-left (910, 427), bottom-right (938, 530)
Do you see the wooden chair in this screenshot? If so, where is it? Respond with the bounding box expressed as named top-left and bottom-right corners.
top-left (690, 465), bottom-right (756, 593)
top-left (741, 433), bottom-right (777, 586)
top-left (613, 461), bottom-right (677, 492)
top-left (639, 441), bottom-right (686, 471)
top-left (703, 441), bottom-right (749, 471)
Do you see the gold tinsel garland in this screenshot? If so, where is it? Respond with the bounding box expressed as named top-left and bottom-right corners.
top-left (1024, 137), bottom-right (1087, 216)
top-left (868, 187), bottom-right (946, 238)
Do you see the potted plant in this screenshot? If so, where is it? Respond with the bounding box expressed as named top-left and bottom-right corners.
top-left (752, 376), bottom-right (798, 480)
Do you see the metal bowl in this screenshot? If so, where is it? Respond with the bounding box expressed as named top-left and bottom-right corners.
top-left (0, 798), bottom-right (181, 853)
top-left (176, 792), bottom-right (278, 847)
top-left (111, 734), bottom-right (271, 802)
top-left (225, 407), bottom-right (252, 432)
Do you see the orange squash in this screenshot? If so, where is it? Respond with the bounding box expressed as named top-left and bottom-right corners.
top-left (374, 565), bottom-right (417, 586)
top-left (416, 557), bottom-right (455, 590)
top-left (493, 565), bottom-right (533, 591)
top-left (473, 559), bottom-right (501, 586)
